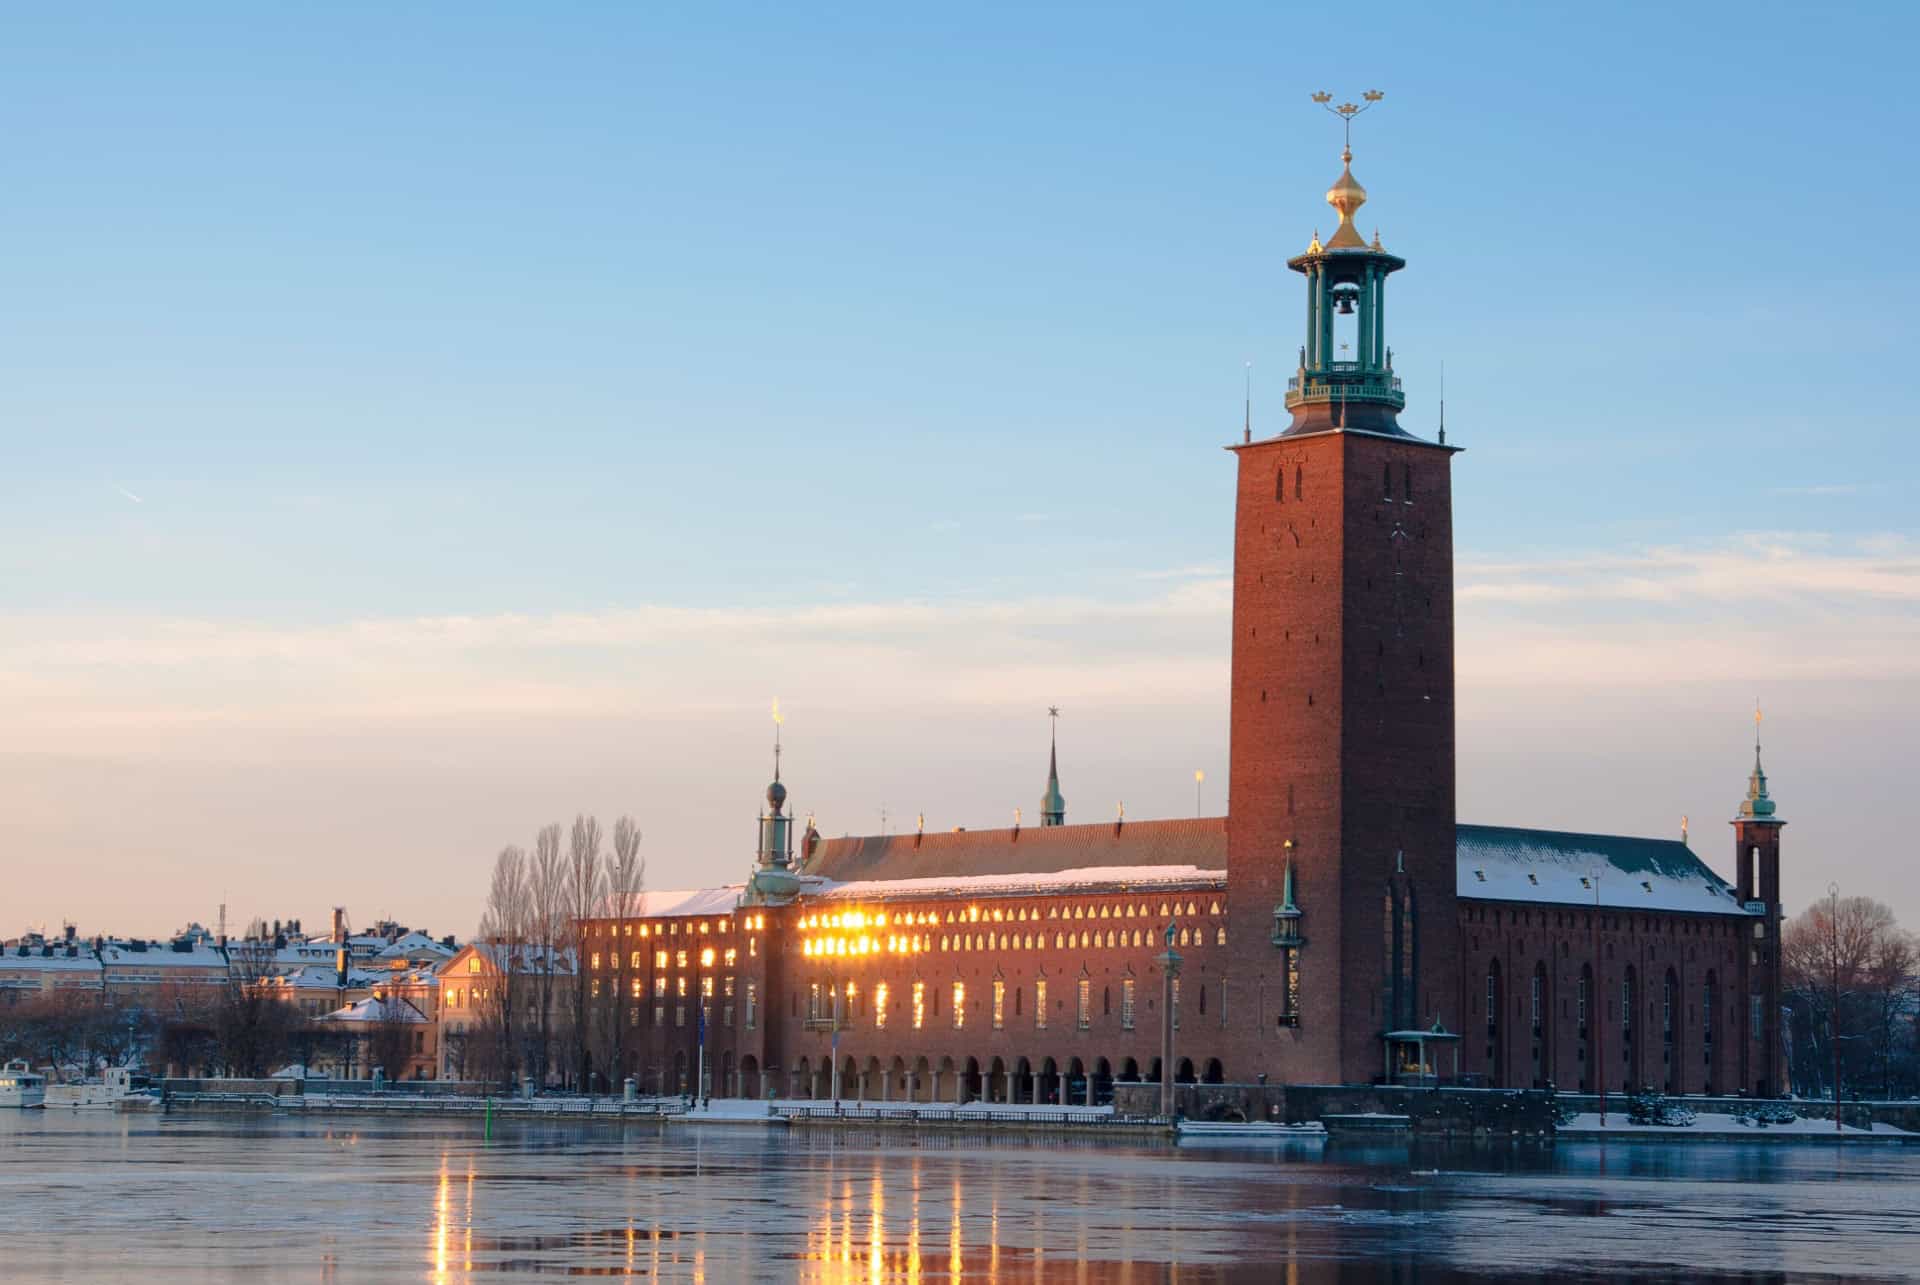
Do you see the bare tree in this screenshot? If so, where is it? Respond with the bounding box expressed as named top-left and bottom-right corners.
top-left (1783, 896), bottom-right (1919, 1098)
top-left (214, 949), bottom-right (300, 1078)
top-left (602, 815), bottom-right (647, 1084)
top-left (366, 995), bottom-right (418, 1083)
top-left (478, 844), bottom-right (529, 1090)
top-left (527, 822), bottom-right (565, 1087)
top-left (562, 814), bottom-right (604, 1090)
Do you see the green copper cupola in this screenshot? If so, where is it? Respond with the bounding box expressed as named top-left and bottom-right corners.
top-left (1283, 141), bottom-right (1409, 436)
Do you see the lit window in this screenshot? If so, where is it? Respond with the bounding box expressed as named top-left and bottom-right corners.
top-left (676, 951), bottom-right (688, 969)
top-left (1121, 979), bottom-right (1136, 1030)
top-left (655, 950), bottom-right (668, 969)
top-left (630, 978), bottom-right (643, 999)
top-left (467, 958), bottom-right (480, 974)
top-left (1077, 978), bottom-right (1091, 1030)
top-left (992, 979), bottom-right (1005, 1029)
top-left (745, 981), bottom-right (757, 1030)
top-left (700, 948), bottom-right (715, 967)
top-left (875, 981), bottom-right (889, 1029)
top-left (912, 982), bottom-right (926, 1030)
top-left (702, 976), bottom-right (714, 998)
top-left (677, 976), bottom-right (687, 997)
top-left (952, 981), bottom-right (966, 1029)
top-left (1172, 978), bottom-right (1181, 1030)
top-left (590, 952), bottom-right (601, 971)
top-left (724, 948), bottom-right (737, 967)
top-left (1035, 979), bottom-right (1048, 1030)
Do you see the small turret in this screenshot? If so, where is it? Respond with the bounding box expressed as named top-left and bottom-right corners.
top-left (1040, 706), bottom-right (1066, 827)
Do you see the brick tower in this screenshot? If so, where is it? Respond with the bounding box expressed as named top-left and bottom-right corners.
top-left (1732, 711), bottom-right (1785, 1096)
top-left (1226, 111), bottom-right (1461, 1085)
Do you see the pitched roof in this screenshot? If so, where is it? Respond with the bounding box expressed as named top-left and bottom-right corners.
top-left (804, 817), bottom-right (1227, 884)
top-left (1456, 824), bottom-right (1753, 915)
top-left (321, 996), bottom-right (428, 1024)
top-left (804, 864), bottom-right (1225, 904)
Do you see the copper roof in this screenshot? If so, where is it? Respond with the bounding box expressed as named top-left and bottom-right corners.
top-left (804, 817), bottom-right (1228, 884)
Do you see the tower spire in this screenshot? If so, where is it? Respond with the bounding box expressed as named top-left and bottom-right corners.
top-left (1738, 700), bottom-right (1779, 820)
top-left (1040, 706), bottom-right (1066, 827)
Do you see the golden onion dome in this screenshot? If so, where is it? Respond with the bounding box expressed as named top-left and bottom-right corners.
top-left (1323, 147), bottom-right (1369, 249)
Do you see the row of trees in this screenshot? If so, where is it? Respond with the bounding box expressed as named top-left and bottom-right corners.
top-left (468, 812), bottom-right (646, 1092)
top-left (1782, 895), bottom-right (1919, 1100)
top-left (0, 972), bottom-right (415, 1083)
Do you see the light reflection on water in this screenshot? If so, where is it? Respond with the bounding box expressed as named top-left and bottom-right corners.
top-left (2, 1112), bottom-right (1916, 1283)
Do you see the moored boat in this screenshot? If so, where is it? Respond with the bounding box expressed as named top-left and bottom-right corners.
top-left (43, 1066), bottom-right (160, 1110)
top-left (0, 1058), bottom-right (46, 1108)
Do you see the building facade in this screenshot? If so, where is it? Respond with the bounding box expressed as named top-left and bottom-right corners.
top-left (584, 133), bottom-right (1786, 1101)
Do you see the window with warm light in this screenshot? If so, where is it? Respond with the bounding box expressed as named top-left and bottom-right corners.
top-left (1035, 979), bottom-right (1048, 1030)
top-left (1121, 979), bottom-right (1136, 1030)
top-left (992, 980), bottom-right (1005, 1029)
top-left (875, 981), bottom-right (889, 1029)
top-left (1077, 978), bottom-right (1091, 1029)
top-left (912, 981), bottom-right (925, 1030)
top-left (952, 981), bottom-right (965, 1029)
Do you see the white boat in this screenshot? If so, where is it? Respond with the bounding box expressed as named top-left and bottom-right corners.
top-left (43, 1066), bottom-right (160, 1110)
top-left (0, 1058), bottom-right (46, 1108)
top-left (1175, 1119), bottom-right (1326, 1141)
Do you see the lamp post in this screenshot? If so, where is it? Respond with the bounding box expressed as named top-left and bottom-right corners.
top-left (1830, 882), bottom-right (1841, 1135)
top-left (1158, 922), bottom-right (1182, 1119)
top-left (1591, 870), bottom-right (1605, 1127)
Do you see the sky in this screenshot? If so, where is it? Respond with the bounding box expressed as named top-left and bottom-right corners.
top-left (3, 2), bottom-right (1916, 938)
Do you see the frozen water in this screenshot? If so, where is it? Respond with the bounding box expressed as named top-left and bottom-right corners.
top-left (2, 1109), bottom-right (1917, 1282)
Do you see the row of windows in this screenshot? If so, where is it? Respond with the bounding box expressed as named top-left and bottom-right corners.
top-left (802, 925), bottom-right (1227, 959)
top-left (796, 976), bottom-right (1248, 1034)
top-left (586, 913), bottom-right (769, 941)
top-left (588, 947), bottom-right (745, 972)
top-left (798, 898), bottom-right (1221, 933)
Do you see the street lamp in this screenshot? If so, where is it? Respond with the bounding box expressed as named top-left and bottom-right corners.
top-left (1158, 921), bottom-right (1183, 1119)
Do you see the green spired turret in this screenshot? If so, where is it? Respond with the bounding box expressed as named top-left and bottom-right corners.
top-left (746, 721), bottom-right (801, 904)
top-left (1040, 707), bottom-right (1066, 827)
top-left (1738, 731), bottom-right (1779, 821)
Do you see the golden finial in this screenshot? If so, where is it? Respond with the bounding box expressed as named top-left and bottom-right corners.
top-left (1311, 90), bottom-right (1384, 250)
top-left (1370, 227), bottom-right (1383, 251)
top-left (1307, 228), bottom-right (1323, 253)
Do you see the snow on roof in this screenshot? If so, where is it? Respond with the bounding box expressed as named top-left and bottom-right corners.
top-left (271, 963), bottom-right (382, 990)
top-left (373, 932), bottom-right (454, 959)
top-left (1456, 824), bottom-right (1755, 915)
top-left (459, 943), bottom-right (578, 974)
top-left (626, 887), bottom-right (744, 918)
top-left (0, 952), bottom-right (102, 974)
top-left (98, 942), bottom-right (229, 968)
top-left (321, 996), bottom-right (428, 1024)
top-left (804, 864), bottom-right (1227, 903)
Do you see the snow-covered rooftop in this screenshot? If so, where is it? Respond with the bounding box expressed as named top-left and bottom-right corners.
top-left (1456, 824), bottom-right (1755, 915)
top-left (321, 996), bottom-right (428, 1024)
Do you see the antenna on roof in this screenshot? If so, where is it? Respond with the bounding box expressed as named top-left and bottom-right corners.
top-left (1438, 361), bottom-right (1446, 445)
top-left (1243, 362), bottom-right (1253, 444)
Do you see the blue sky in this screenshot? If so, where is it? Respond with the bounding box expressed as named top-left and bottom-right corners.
top-left (2, 3), bottom-right (1915, 934)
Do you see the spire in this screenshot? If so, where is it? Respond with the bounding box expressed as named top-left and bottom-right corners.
top-left (1324, 146), bottom-right (1369, 249)
top-left (1040, 706), bottom-right (1066, 826)
top-left (1737, 701), bottom-right (1780, 821)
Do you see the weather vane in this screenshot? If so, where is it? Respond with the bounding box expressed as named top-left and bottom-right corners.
top-left (1311, 89), bottom-right (1384, 150)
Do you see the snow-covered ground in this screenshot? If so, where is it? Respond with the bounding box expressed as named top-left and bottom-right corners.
top-left (683, 1096), bottom-right (1117, 1122)
top-left (1560, 1110), bottom-right (1913, 1137)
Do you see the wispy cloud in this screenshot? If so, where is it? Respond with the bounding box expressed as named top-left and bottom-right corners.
top-left (1, 532), bottom-right (1912, 739)
top-left (113, 485), bottom-right (144, 504)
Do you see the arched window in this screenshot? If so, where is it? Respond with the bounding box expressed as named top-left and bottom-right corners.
top-left (1294, 464), bottom-right (1303, 500)
top-left (1276, 465), bottom-right (1286, 502)
top-left (1485, 959), bottom-right (1503, 1084)
top-left (1382, 463), bottom-right (1392, 500)
top-left (1403, 463), bottom-right (1414, 503)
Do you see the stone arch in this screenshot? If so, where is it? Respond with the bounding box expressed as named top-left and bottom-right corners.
top-left (719, 1050), bottom-right (734, 1100)
top-left (840, 1055), bottom-right (858, 1102)
top-left (889, 1055), bottom-right (908, 1102)
top-left (863, 1056), bottom-right (883, 1102)
top-left (673, 1050), bottom-right (689, 1095)
top-left (1039, 1056), bottom-right (1060, 1105)
top-left (1092, 1057), bottom-right (1114, 1106)
top-left (1013, 1055), bottom-right (1034, 1104)
top-left (1175, 1057), bottom-right (1195, 1084)
top-left (912, 1055), bottom-right (933, 1103)
top-left (740, 1053), bottom-right (761, 1100)
top-left (1202, 1057), bottom-right (1224, 1085)
top-left (1067, 1057), bottom-right (1087, 1107)
top-left (1120, 1056), bottom-right (1140, 1083)
top-left (794, 1055), bottom-right (813, 1101)
top-left (963, 1056), bottom-right (982, 1104)
top-left (988, 1055), bottom-right (1008, 1103)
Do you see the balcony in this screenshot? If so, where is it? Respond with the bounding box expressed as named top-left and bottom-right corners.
top-left (1284, 367), bottom-right (1406, 412)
